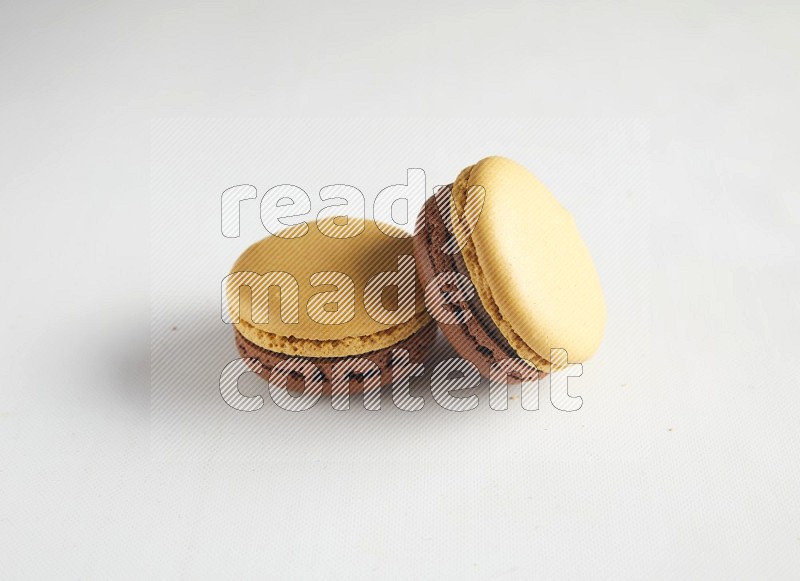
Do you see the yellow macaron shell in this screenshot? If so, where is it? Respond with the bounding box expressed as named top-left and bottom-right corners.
top-left (228, 218), bottom-right (430, 358)
top-left (451, 156), bottom-right (606, 370)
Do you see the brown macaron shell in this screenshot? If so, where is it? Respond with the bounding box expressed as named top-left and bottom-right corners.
top-left (235, 322), bottom-right (436, 395)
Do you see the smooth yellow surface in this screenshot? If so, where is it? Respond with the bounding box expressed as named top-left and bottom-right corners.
top-left (451, 156), bottom-right (606, 371)
top-left (228, 218), bottom-right (430, 357)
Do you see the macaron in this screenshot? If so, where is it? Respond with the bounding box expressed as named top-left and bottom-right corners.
top-left (413, 156), bottom-right (606, 376)
top-left (227, 217), bottom-right (435, 394)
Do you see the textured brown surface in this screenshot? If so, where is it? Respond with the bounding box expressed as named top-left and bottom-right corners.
top-left (235, 322), bottom-right (436, 395)
top-left (413, 187), bottom-right (544, 380)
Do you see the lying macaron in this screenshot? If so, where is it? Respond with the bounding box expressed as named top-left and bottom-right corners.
top-left (226, 217), bottom-right (435, 394)
top-left (414, 156), bottom-right (606, 376)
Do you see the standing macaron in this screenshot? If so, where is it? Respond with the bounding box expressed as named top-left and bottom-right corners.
top-left (227, 217), bottom-right (435, 394)
top-left (414, 156), bottom-right (606, 376)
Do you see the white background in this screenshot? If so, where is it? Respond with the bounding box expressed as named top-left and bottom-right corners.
top-left (2, 1), bottom-right (799, 579)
